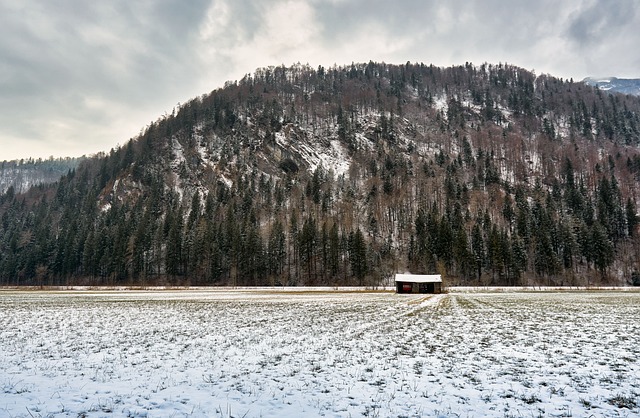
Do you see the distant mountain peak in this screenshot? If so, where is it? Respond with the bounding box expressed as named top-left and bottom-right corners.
top-left (583, 76), bottom-right (640, 96)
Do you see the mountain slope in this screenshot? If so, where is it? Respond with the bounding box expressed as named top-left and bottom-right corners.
top-left (583, 77), bottom-right (640, 96)
top-left (2, 62), bottom-right (640, 287)
top-left (0, 157), bottom-right (82, 194)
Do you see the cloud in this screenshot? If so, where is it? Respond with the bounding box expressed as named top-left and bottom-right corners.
top-left (567, 0), bottom-right (636, 46)
top-left (563, 0), bottom-right (640, 77)
top-left (196, 0), bottom-right (322, 83)
top-left (0, 1), bottom-right (212, 159)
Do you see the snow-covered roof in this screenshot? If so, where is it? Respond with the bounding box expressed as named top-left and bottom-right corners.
top-left (394, 274), bottom-right (442, 283)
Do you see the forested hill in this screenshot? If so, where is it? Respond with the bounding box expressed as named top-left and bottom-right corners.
top-left (2, 62), bottom-right (640, 287)
top-left (0, 157), bottom-right (82, 194)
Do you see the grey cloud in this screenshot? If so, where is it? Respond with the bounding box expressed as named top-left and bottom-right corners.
top-left (312, 0), bottom-right (568, 63)
top-left (0, 1), bottom-right (212, 93)
top-left (313, 0), bottom-right (437, 45)
top-left (0, 0), bottom-right (214, 158)
top-left (309, 0), bottom-right (639, 78)
top-left (567, 0), bottom-right (637, 46)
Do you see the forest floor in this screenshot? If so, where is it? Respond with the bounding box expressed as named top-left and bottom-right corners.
top-left (1, 289), bottom-right (639, 417)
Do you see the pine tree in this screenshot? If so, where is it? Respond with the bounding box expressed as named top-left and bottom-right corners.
top-left (349, 228), bottom-right (368, 284)
top-left (591, 221), bottom-right (614, 278)
top-left (165, 214), bottom-right (183, 279)
top-left (328, 223), bottom-right (340, 280)
top-left (268, 219), bottom-right (286, 279)
top-left (471, 223), bottom-right (485, 281)
top-left (299, 217), bottom-right (317, 282)
top-left (626, 198), bottom-right (638, 237)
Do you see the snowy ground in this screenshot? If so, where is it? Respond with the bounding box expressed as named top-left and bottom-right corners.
top-left (1, 290), bottom-right (639, 417)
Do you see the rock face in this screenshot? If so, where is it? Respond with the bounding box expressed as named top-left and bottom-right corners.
top-left (1, 62), bottom-right (640, 287)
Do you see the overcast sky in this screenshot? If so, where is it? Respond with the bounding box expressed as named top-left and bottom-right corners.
top-left (1, 0), bottom-right (639, 161)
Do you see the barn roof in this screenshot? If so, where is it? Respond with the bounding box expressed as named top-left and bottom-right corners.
top-left (394, 274), bottom-right (442, 283)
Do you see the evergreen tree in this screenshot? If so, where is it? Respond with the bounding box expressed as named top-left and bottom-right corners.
top-left (299, 217), bottom-right (317, 282)
top-left (349, 228), bottom-right (368, 284)
top-left (471, 223), bottom-right (485, 281)
top-left (591, 221), bottom-right (614, 277)
top-left (268, 219), bottom-right (286, 279)
top-left (626, 198), bottom-right (638, 237)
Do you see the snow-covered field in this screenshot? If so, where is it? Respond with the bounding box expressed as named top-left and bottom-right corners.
top-left (1, 290), bottom-right (639, 417)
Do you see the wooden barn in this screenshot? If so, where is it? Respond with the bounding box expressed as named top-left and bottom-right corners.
top-left (395, 274), bottom-right (442, 294)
